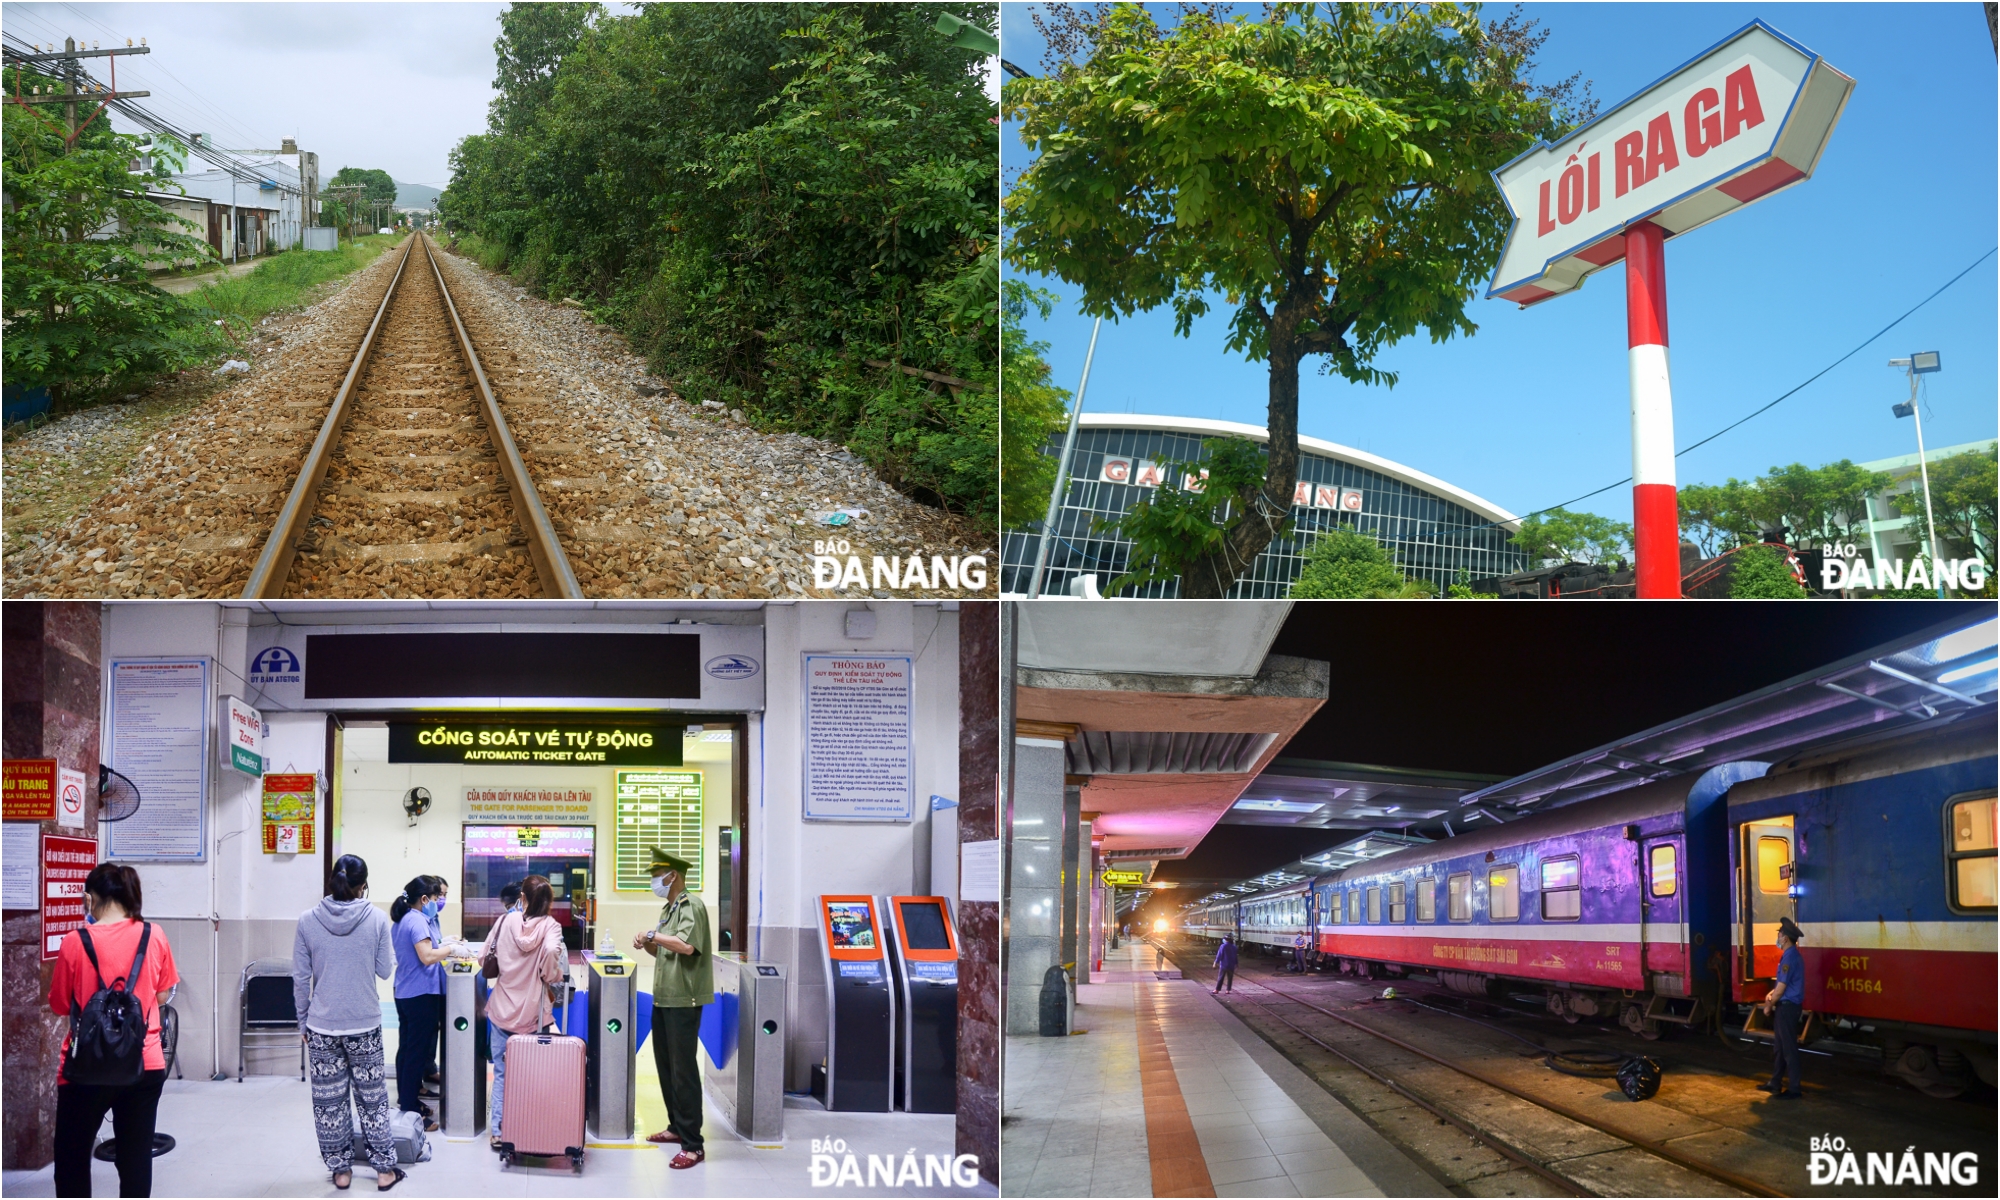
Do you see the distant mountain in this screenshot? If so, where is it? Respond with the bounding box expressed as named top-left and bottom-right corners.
top-left (393, 180), bottom-right (444, 211)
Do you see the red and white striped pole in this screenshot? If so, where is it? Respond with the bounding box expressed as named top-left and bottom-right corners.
top-left (1624, 220), bottom-right (1681, 598)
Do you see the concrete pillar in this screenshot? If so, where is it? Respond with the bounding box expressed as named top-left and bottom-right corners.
top-left (2, 602), bottom-right (103, 1170)
top-left (955, 601), bottom-right (998, 1184)
top-left (1005, 738), bottom-right (1063, 1035)
top-left (1060, 786), bottom-right (1081, 1020)
top-left (1074, 813), bottom-right (1095, 986)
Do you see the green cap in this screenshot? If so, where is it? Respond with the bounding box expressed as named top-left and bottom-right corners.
top-left (649, 847), bottom-right (693, 875)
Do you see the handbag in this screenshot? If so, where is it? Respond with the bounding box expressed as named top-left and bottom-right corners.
top-left (481, 911), bottom-right (510, 980)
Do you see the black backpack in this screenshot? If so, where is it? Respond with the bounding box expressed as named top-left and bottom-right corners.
top-left (64, 923), bottom-right (153, 1086)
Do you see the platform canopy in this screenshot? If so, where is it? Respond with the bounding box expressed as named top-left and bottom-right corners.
top-left (1015, 601), bottom-right (1328, 871)
top-left (1456, 611), bottom-right (1996, 814)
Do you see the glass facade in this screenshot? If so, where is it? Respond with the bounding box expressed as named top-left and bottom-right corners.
top-left (1002, 423), bottom-right (1529, 597)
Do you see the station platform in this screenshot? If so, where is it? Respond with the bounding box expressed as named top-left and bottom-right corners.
top-left (1002, 942), bottom-right (1445, 1198)
top-left (2, 1057), bottom-right (989, 1199)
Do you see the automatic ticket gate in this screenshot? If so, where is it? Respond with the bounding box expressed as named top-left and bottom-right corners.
top-left (585, 953), bottom-right (637, 1140)
top-left (817, 894), bottom-right (893, 1111)
top-left (884, 895), bottom-right (959, 1113)
top-left (441, 961), bottom-right (487, 1138)
top-left (700, 954), bottom-right (788, 1142)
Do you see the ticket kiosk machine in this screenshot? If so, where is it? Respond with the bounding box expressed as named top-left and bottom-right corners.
top-left (817, 895), bottom-right (894, 1112)
top-left (884, 895), bottom-right (959, 1113)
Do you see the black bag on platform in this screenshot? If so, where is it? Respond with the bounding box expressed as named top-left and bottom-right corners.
top-left (65, 923), bottom-right (154, 1087)
top-left (1617, 1055), bottom-right (1663, 1102)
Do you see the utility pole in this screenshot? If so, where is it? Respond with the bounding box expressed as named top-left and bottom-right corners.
top-left (9, 36), bottom-right (152, 145)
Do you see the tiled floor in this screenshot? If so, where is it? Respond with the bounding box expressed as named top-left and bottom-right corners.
top-left (2, 1048), bottom-right (992, 1198)
top-left (1001, 943), bottom-right (1154, 1197)
top-left (1003, 942), bottom-right (1439, 1198)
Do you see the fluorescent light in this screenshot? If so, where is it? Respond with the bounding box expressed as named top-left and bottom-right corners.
top-left (1937, 659), bottom-right (1996, 687)
top-left (1934, 619), bottom-right (1998, 663)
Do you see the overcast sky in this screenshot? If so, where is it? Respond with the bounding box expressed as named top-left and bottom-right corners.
top-left (4, 1), bottom-right (517, 188)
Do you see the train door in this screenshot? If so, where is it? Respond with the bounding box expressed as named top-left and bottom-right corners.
top-left (1739, 816), bottom-right (1796, 981)
top-left (1640, 836), bottom-right (1683, 984)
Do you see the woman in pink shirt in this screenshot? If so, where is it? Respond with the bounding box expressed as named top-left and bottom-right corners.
top-left (48, 864), bottom-right (180, 1198)
top-left (480, 874), bottom-right (565, 1149)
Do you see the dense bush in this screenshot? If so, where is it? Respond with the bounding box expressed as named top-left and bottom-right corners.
top-left (440, 2), bottom-right (997, 526)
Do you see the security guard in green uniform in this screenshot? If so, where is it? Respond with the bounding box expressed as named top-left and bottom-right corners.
top-left (632, 847), bottom-right (711, 1168)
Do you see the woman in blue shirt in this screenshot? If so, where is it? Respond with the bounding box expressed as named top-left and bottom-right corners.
top-left (390, 877), bottom-right (451, 1129)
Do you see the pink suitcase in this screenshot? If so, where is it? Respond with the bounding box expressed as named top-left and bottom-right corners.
top-left (498, 1032), bottom-right (586, 1171)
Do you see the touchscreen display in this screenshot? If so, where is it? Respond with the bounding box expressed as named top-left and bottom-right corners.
top-left (826, 901), bottom-right (876, 949)
top-left (899, 900), bottom-right (951, 950)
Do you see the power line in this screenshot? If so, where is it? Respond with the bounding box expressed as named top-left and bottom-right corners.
top-left (54, 1), bottom-right (265, 148)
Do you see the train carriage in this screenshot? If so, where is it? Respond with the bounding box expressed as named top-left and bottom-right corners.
top-left (1726, 712), bottom-right (1996, 1097)
top-left (1307, 761), bottom-right (1763, 1035)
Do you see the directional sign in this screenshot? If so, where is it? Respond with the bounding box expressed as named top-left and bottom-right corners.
top-left (1488, 21), bottom-right (1852, 306)
top-left (1102, 869), bottom-right (1146, 887)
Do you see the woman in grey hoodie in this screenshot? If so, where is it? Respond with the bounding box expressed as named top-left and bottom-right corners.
top-left (293, 854), bottom-right (403, 1191)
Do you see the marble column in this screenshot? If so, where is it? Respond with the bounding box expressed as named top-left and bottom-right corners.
top-left (3, 602), bottom-right (103, 1171)
top-left (955, 601), bottom-right (998, 1184)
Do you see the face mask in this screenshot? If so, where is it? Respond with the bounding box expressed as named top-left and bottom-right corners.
top-left (422, 900), bottom-right (441, 918)
top-left (84, 910), bottom-right (96, 925)
top-left (650, 875), bottom-right (674, 900)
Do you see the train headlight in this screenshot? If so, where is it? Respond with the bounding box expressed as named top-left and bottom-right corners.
top-left (1153, 918), bottom-right (1168, 933)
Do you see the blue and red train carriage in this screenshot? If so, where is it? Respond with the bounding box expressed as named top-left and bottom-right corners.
top-left (1184, 713), bottom-right (1996, 1097)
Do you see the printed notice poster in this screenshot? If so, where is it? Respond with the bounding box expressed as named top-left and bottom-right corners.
top-left (3, 759), bottom-right (58, 821)
top-left (802, 655), bottom-right (913, 822)
top-left (106, 659), bottom-right (210, 861)
top-left (43, 834), bottom-right (97, 959)
top-left (465, 786), bottom-right (596, 825)
top-left (3, 823), bottom-right (39, 909)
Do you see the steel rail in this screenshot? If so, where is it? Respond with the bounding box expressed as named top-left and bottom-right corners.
top-left (1187, 948), bottom-right (1781, 1199)
top-left (417, 232), bottom-right (582, 598)
top-left (239, 234), bottom-right (582, 598)
top-left (1220, 989), bottom-right (1594, 1197)
top-left (241, 237), bottom-right (414, 597)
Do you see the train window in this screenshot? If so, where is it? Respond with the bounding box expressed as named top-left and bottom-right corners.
top-left (1417, 878), bottom-right (1435, 922)
top-left (1367, 886), bottom-right (1381, 923)
top-left (1489, 864), bottom-right (1520, 921)
top-left (1650, 845), bottom-right (1677, 897)
top-left (1389, 882), bottom-right (1406, 923)
top-left (1756, 836), bottom-right (1792, 894)
top-left (1447, 872), bottom-right (1471, 921)
top-left (1948, 793), bottom-right (1997, 911)
top-left (1328, 891), bottom-right (1342, 925)
top-left (1541, 856), bottom-right (1580, 920)
top-left (1347, 889), bottom-right (1359, 924)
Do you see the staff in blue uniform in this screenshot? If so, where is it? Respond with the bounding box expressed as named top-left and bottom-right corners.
top-left (1758, 916), bottom-right (1806, 1099)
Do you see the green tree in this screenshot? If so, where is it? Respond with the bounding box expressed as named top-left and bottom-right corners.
top-left (440, 2), bottom-right (999, 526)
top-left (1677, 481), bottom-right (1757, 557)
top-left (1107, 437), bottom-right (1273, 595)
top-left (1509, 507), bottom-right (1631, 565)
top-left (1003, 2), bottom-right (1592, 596)
top-left (2, 72), bottom-right (226, 403)
top-left (1001, 280), bottom-right (1073, 530)
top-left (1893, 443), bottom-right (1997, 560)
top-left (1728, 545), bottom-right (1808, 598)
top-left (1290, 528), bottom-right (1433, 598)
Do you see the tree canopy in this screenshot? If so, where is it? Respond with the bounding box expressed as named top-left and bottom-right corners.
top-left (1508, 506), bottom-right (1632, 566)
top-left (1004, 1), bottom-right (1591, 595)
top-left (1288, 527), bottom-right (1432, 598)
top-left (440, 1), bottom-right (998, 526)
top-left (329, 166), bottom-right (397, 208)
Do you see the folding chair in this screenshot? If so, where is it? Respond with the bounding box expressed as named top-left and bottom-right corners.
top-left (240, 958), bottom-right (305, 1082)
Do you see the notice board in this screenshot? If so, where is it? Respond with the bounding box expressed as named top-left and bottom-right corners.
top-left (106, 659), bottom-right (210, 861)
top-left (802, 655), bottom-right (914, 822)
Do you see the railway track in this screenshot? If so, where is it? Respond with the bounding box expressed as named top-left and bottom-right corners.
top-left (1157, 940), bottom-right (1779, 1198)
top-left (241, 233), bottom-right (581, 597)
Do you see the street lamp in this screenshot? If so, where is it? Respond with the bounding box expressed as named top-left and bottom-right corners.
top-left (1026, 316), bottom-right (1102, 599)
top-left (1889, 351), bottom-right (1946, 598)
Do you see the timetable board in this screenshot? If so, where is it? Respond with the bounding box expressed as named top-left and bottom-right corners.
top-left (614, 769), bottom-right (703, 891)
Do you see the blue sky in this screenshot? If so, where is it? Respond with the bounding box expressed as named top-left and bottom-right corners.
top-left (1002, 2), bottom-right (1998, 525)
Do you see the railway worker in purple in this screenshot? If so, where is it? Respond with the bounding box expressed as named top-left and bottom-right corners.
top-left (1758, 917), bottom-right (1806, 1099)
top-left (1213, 937), bottom-right (1238, 994)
